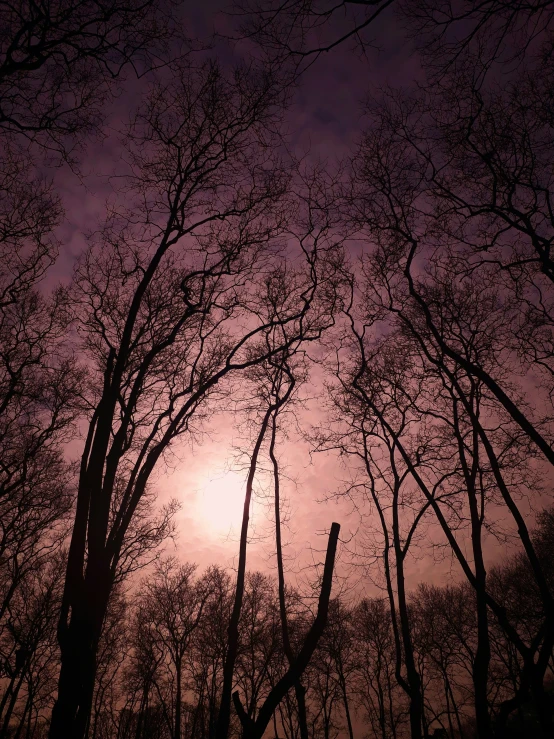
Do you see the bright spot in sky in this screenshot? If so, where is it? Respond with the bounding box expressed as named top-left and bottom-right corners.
top-left (196, 470), bottom-right (249, 536)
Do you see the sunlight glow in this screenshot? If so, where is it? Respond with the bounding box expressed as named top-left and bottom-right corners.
top-left (195, 470), bottom-right (249, 536)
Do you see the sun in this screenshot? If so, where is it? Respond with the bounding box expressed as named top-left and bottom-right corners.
top-left (195, 470), bottom-right (250, 536)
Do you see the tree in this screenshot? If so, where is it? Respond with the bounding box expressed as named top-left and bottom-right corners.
top-left (267, 358), bottom-right (311, 739)
top-left (215, 348), bottom-right (299, 739)
top-left (120, 586), bottom-right (171, 739)
top-left (411, 583), bottom-right (477, 739)
top-left (352, 597), bottom-right (406, 739)
top-left (234, 573), bottom-right (282, 725)
top-left (214, 168), bottom-right (346, 739)
top-left (0, 0), bottom-right (186, 157)
top-left (322, 323), bottom-right (440, 739)
top-left (0, 149), bottom-right (80, 618)
top-left (0, 137), bottom-right (82, 739)
top-left (401, 0), bottom-right (554, 81)
top-left (233, 0), bottom-right (394, 75)
top-left (87, 586), bottom-right (129, 739)
top-left (344, 76), bottom-right (554, 734)
top-left (0, 552), bottom-right (65, 739)
top-left (187, 566), bottom-right (233, 739)
top-left (319, 599), bottom-right (357, 739)
top-left (51, 53), bottom-right (348, 737)
top-left (133, 560), bottom-right (211, 739)
top-left (308, 637), bottom-right (342, 739)
top-left (231, 522), bottom-right (341, 739)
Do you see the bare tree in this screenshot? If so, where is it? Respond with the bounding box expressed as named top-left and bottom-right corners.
top-left (401, 0), bottom-right (554, 80)
top-left (337, 297), bottom-right (553, 734)
top-left (352, 597), bottom-right (406, 739)
top-left (231, 522), bottom-right (340, 739)
top-left (214, 167), bottom-right (346, 739)
top-left (0, 551), bottom-right (65, 739)
top-left (0, 0), bottom-right (187, 157)
top-left (234, 573), bottom-right (282, 726)
top-left (308, 638), bottom-right (341, 739)
top-left (121, 587), bottom-right (171, 739)
top-left (343, 77), bottom-right (554, 733)
top-left (0, 142), bottom-right (82, 739)
top-left (215, 351), bottom-right (298, 739)
top-left (321, 322), bottom-right (443, 739)
top-left (0, 149), bottom-right (80, 614)
top-left (50, 54), bottom-right (349, 737)
top-left (134, 560), bottom-right (211, 739)
top-left (187, 566), bottom-right (233, 739)
top-left (88, 586), bottom-right (129, 739)
top-left (311, 599), bottom-right (357, 739)
top-left (411, 583), bottom-right (477, 739)
top-left (232, 0), bottom-right (394, 74)
top-left (267, 361), bottom-right (312, 739)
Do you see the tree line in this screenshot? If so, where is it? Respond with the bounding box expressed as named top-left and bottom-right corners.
top-left (2, 512), bottom-right (553, 739)
top-left (1, 0), bottom-right (554, 737)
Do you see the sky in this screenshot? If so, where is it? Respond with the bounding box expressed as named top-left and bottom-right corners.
top-left (50, 0), bottom-right (528, 597)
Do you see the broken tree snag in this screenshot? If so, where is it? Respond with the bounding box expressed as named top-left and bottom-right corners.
top-left (233, 522), bottom-right (341, 739)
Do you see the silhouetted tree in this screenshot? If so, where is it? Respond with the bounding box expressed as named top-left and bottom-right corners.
top-left (233, 0), bottom-right (394, 74)
top-left (0, 552), bottom-right (65, 739)
top-left (411, 583), bottom-right (476, 738)
top-left (319, 600), bottom-right (356, 739)
top-left (234, 573), bottom-right (282, 725)
top-left (352, 597), bottom-right (406, 739)
top-left (0, 0), bottom-right (186, 156)
top-left (134, 560), bottom-right (211, 739)
top-left (88, 587), bottom-right (129, 739)
top-left (401, 0), bottom-right (554, 80)
top-left (344, 71), bottom-right (554, 733)
top-left (50, 54), bottom-right (326, 738)
top-left (0, 152), bottom-right (81, 622)
top-left (187, 566), bottom-right (233, 739)
top-left (0, 136), bottom-right (82, 739)
top-left (231, 523), bottom-right (341, 739)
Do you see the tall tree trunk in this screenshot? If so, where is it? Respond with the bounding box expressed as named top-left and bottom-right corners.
top-left (232, 523), bottom-right (340, 739)
top-left (392, 474), bottom-right (423, 739)
top-left (452, 395), bottom-right (492, 739)
top-left (530, 669), bottom-right (554, 738)
top-left (50, 603), bottom-right (99, 739)
top-left (214, 405), bottom-right (275, 739)
top-left (339, 676), bottom-right (354, 739)
top-left (175, 656), bottom-right (182, 739)
top-left (395, 556), bottom-right (422, 739)
top-left (269, 404), bottom-right (310, 739)
top-left (0, 671), bottom-right (26, 739)
top-left (24, 693), bottom-right (34, 739)
top-left (50, 426), bottom-right (113, 739)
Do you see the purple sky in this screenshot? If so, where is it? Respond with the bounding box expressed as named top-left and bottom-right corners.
top-left (50, 1), bottom-right (536, 597)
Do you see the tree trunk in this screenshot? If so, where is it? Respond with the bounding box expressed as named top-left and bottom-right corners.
top-left (0, 671), bottom-right (26, 739)
top-left (214, 405), bottom-right (274, 739)
top-left (340, 678), bottom-right (354, 739)
top-left (394, 526), bottom-right (422, 738)
top-left (175, 657), bottom-right (182, 739)
top-left (269, 405), bottom-right (310, 739)
top-left (453, 396), bottom-right (492, 739)
top-left (530, 671), bottom-right (553, 738)
top-left (135, 683), bottom-right (149, 739)
top-left (233, 523), bottom-right (340, 739)
top-left (49, 604), bottom-right (99, 739)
